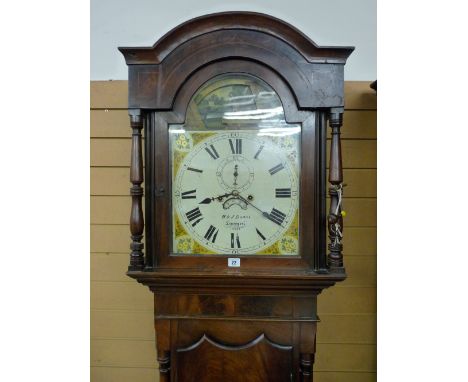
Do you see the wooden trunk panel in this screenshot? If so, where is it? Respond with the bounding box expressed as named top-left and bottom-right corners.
top-left (154, 294), bottom-right (316, 320)
top-left (177, 319), bottom-right (277, 345)
top-left (314, 371), bottom-right (376, 382)
top-left (172, 320), bottom-right (298, 382)
top-left (176, 334), bottom-right (293, 382)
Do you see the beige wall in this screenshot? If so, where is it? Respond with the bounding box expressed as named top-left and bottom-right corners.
top-left (90, 81), bottom-right (377, 381)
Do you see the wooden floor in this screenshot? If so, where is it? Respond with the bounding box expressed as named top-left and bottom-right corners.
top-left (90, 81), bottom-right (377, 382)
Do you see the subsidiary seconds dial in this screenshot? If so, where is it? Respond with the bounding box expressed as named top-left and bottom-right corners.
top-left (173, 130), bottom-right (299, 255)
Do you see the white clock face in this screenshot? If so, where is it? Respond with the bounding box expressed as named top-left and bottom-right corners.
top-left (171, 129), bottom-right (300, 255)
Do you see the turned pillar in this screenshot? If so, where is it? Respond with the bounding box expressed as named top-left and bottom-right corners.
top-left (157, 350), bottom-right (171, 382)
top-left (327, 109), bottom-right (345, 272)
top-left (300, 353), bottom-right (315, 381)
top-left (128, 110), bottom-right (145, 271)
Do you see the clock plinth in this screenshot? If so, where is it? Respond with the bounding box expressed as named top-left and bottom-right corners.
top-left (119, 11), bottom-right (353, 381)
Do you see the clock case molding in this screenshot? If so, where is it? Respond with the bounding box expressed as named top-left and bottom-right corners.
top-left (119, 12), bottom-right (353, 381)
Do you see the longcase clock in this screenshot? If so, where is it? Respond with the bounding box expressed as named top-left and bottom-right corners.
top-left (118, 12), bottom-right (353, 381)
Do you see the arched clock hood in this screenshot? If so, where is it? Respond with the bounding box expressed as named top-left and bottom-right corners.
top-left (119, 12), bottom-right (354, 110)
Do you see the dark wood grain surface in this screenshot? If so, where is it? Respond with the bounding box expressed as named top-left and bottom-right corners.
top-left (176, 334), bottom-right (293, 382)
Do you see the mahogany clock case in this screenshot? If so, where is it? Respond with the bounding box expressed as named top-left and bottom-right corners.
top-left (118, 11), bottom-right (353, 382)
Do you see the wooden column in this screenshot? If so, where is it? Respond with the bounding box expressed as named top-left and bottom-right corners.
top-left (327, 109), bottom-right (345, 272)
top-left (128, 110), bottom-right (145, 271)
top-left (300, 353), bottom-right (314, 381)
top-left (157, 350), bottom-right (171, 382)
top-left (156, 320), bottom-right (171, 382)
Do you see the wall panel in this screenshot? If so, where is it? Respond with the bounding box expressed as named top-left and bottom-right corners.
top-left (91, 309), bottom-right (154, 340)
top-left (91, 281), bottom-right (153, 311)
top-left (91, 367), bottom-right (157, 382)
top-left (91, 110), bottom-right (131, 138)
top-left (317, 314), bottom-right (376, 344)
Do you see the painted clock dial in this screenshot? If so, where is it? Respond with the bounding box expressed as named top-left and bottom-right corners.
top-left (171, 129), bottom-right (300, 255)
top-left (169, 73), bottom-right (301, 255)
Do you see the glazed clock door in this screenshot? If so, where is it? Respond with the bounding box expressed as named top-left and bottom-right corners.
top-left (169, 74), bottom-right (301, 257)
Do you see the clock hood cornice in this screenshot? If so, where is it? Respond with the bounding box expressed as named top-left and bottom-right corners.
top-left (118, 12), bottom-right (354, 109)
top-left (118, 11), bottom-right (354, 65)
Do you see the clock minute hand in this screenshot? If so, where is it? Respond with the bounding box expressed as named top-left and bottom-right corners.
top-left (237, 194), bottom-right (284, 228)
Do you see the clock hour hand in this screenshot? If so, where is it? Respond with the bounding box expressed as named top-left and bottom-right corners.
top-left (199, 192), bottom-right (234, 204)
top-left (199, 197), bottom-right (214, 204)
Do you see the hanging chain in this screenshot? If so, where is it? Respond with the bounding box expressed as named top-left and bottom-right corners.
top-left (331, 184), bottom-right (344, 245)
